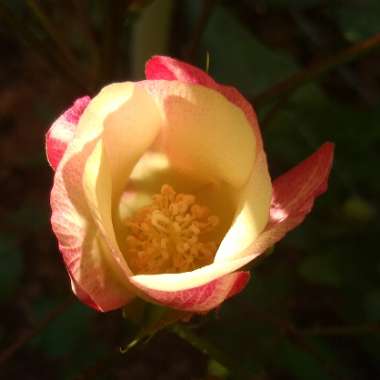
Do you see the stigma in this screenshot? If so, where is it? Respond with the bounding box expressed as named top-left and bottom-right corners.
top-left (125, 184), bottom-right (219, 274)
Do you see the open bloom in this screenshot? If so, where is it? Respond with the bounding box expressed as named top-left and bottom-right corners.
top-left (46, 56), bottom-right (334, 313)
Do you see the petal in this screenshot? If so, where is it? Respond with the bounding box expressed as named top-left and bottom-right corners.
top-left (144, 80), bottom-right (256, 188)
top-left (128, 153), bottom-right (270, 304)
top-left (69, 274), bottom-right (100, 311)
top-left (82, 83), bottom-right (162, 257)
top-left (249, 142), bottom-right (334, 254)
top-left (51, 83), bottom-right (160, 311)
top-left (131, 252), bottom-right (256, 292)
top-left (132, 271), bottom-right (250, 312)
top-left (215, 151), bottom-right (272, 262)
top-left (145, 56), bottom-right (263, 150)
top-left (45, 96), bottom-right (90, 170)
top-left (51, 154), bottom-right (135, 311)
top-left (146, 55), bottom-right (217, 86)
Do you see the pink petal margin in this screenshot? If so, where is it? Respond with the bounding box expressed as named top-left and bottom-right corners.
top-left (46, 96), bottom-right (90, 171)
top-left (250, 142), bottom-right (335, 254)
top-left (133, 271), bottom-right (250, 312)
top-left (145, 55), bottom-right (263, 149)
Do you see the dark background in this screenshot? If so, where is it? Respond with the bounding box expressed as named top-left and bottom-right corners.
top-left (1, 1), bottom-right (380, 379)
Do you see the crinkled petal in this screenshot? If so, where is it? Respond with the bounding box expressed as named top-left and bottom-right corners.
top-left (132, 271), bottom-right (250, 312)
top-left (249, 142), bottom-right (334, 254)
top-left (46, 96), bottom-right (90, 170)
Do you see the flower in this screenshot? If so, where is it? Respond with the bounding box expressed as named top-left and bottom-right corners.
top-left (46, 56), bottom-right (334, 313)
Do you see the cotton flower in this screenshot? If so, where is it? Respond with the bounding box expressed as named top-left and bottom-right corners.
top-left (46, 56), bottom-right (334, 313)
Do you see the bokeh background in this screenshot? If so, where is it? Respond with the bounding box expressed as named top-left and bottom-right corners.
top-left (1, 1), bottom-right (380, 379)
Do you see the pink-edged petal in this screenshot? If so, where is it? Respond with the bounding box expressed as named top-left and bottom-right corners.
top-left (51, 142), bottom-right (135, 311)
top-left (215, 151), bottom-right (272, 262)
top-left (130, 252), bottom-right (256, 308)
top-left (69, 274), bottom-right (101, 311)
top-left (145, 56), bottom-right (263, 150)
top-left (146, 55), bottom-right (217, 86)
top-left (132, 271), bottom-right (250, 312)
top-left (51, 84), bottom-right (152, 312)
top-left (46, 96), bottom-right (90, 170)
top-left (249, 142), bottom-right (334, 254)
top-left (143, 79), bottom-right (256, 187)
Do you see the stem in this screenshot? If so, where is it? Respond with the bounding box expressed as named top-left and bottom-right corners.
top-left (253, 32), bottom-right (380, 106)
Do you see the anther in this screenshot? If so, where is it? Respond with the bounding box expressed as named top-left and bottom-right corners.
top-left (125, 184), bottom-right (219, 274)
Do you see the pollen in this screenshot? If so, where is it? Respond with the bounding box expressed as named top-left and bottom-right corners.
top-left (125, 184), bottom-right (219, 275)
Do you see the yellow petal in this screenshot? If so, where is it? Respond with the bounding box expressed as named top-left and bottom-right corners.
top-left (145, 80), bottom-right (256, 188)
top-left (81, 84), bottom-right (162, 271)
top-left (130, 253), bottom-right (256, 292)
top-left (101, 84), bottom-right (162, 199)
top-left (214, 152), bottom-right (272, 262)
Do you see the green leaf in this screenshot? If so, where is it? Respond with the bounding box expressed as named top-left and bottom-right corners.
top-left (30, 300), bottom-right (92, 358)
top-left (203, 6), bottom-right (297, 94)
top-left (334, 0), bottom-right (380, 42)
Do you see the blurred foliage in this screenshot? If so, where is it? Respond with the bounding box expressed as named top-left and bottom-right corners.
top-left (0, 238), bottom-right (23, 302)
top-left (334, 0), bottom-right (380, 42)
top-left (1, 0), bottom-right (380, 379)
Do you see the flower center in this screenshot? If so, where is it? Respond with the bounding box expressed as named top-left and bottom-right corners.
top-left (125, 184), bottom-right (219, 274)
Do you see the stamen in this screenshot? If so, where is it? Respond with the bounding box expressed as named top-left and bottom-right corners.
top-left (125, 184), bottom-right (219, 274)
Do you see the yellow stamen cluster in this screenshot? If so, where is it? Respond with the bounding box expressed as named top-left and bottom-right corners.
top-left (125, 184), bottom-right (219, 274)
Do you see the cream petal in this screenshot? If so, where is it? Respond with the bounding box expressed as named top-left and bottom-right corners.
top-left (144, 80), bottom-right (256, 188)
top-left (51, 82), bottom-right (162, 311)
top-left (101, 85), bottom-right (163, 199)
top-left (145, 56), bottom-right (264, 152)
top-left (130, 253), bottom-right (256, 292)
top-left (214, 151), bottom-right (272, 262)
top-left (81, 85), bottom-right (163, 269)
top-left (82, 140), bottom-right (131, 274)
top-left (51, 140), bottom-right (135, 311)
